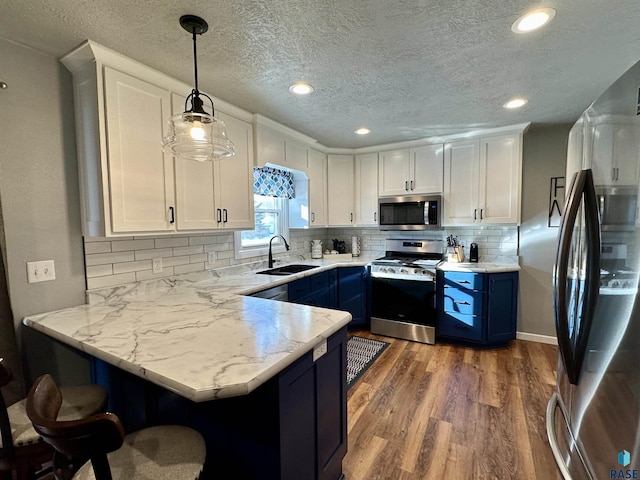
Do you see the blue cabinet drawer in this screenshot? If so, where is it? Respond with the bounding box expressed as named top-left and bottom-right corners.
top-left (309, 271), bottom-right (329, 291)
top-left (442, 271), bottom-right (484, 291)
top-left (288, 277), bottom-right (310, 301)
top-left (441, 287), bottom-right (483, 315)
top-left (438, 311), bottom-right (483, 342)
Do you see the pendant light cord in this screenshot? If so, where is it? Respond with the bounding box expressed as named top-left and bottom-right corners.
top-left (192, 30), bottom-right (199, 95)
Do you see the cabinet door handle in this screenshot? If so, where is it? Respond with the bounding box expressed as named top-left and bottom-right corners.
top-left (374, 212), bottom-right (377, 222)
top-left (405, 181), bottom-right (409, 191)
top-left (350, 212), bottom-right (353, 222)
top-left (612, 167), bottom-right (616, 181)
top-left (474, 209), bottom-right (477, 220)
top-left (223, 209), bottom-right (228, 223)
top-left (459, 280), bottom-right (471, 284)
top-left (216, 209), bottom-right (222, 223)
top-left (616, 167), bottom-right (620, 181)
top-left (169, 206), bottom-right (175, 224)
top-left (410, 180), bottom-right (414, 190)
top-left (480, 209), bottom-right (483, 220)
top-left (453, 300), bottom-right (470, 305)
top-left (311, 212), bottom-right (315, 222)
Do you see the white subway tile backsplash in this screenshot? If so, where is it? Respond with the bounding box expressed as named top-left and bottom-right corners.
top-left (111, 239), bottom-right (155, 252)
top-left (87, 272), bottom-right (136, 289)
top-left (155, 237), bottom-right (189, 248)
top-left (84, 242), bottom-right (111, 254)
top-left (135, 248), bottom-right (174, 260)
top-left (83, 226), bottom-right (520, 290)
top-left (86, 264), bottom-right (113, 278)
top-left (173, 245), bottom-right (204, 256)
top-left (112, 260), bottom-right (153, 274)
top-left (85, 251), bottom-right (135, 266)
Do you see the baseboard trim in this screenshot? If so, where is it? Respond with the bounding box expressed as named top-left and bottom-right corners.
top-left (516, 331), bottom-right (558, 345)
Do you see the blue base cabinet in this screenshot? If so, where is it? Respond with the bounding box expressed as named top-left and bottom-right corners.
top-left (92, 326), bottom-right (348, 480)
top-left (289, 267), bottom-right (368, 329)
top-left (337, 267), bottom-right (368, 329)
top-left (436, 270), bottom-right (518, 347)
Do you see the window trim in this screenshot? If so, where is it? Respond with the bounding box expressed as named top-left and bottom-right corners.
top-left (234, 196), bottom-right (289, 260)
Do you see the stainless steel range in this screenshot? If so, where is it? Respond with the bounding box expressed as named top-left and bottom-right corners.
top-left (370, 239), bottom-right (443, 344)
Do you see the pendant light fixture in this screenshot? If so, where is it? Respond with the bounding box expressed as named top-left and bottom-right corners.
top-left (162, 15), bottom-right (235, 161)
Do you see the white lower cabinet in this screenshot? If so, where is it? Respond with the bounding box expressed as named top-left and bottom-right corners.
top-left (355, 153), bottom-right (378, 226)
top-left (444, 133), bottom-right (522, 225)
top-left (327, 155), bottom-right (355, 226)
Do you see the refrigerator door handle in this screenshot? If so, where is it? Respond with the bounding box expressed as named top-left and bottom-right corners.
top-left (553, 169), bottom-right (601, 385)
top-left (573, 169), bottom-right (601, 382)
top-left (553, 171), bottom-right (585, 385)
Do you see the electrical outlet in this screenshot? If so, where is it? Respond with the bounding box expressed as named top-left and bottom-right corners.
top-left (207, 252), bottom-right (216, 264)
top-left (313, 339), bottom-right (328, 362)
top-left (152, 258), bottom-right (162, 274)
top-left (27, 260), bottom-right (56, 283)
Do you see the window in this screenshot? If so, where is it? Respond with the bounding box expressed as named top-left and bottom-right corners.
top-left (234, 195), bottom-right (289, 259)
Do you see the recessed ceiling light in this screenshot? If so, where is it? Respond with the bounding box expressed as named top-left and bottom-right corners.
top-left (355, 127), bottom-right (371, 135)
top-left (289, 82), bottom-right (314, 95)
top-left (511, 8), bottom-right (556, 33)
top-left (503, 98), bottom-right (528, 109)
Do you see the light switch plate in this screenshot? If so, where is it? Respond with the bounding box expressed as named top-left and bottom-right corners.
top-left (313, 339), bottom-right (328, 362)
top-left (27, 260), bottom-right (56, 283)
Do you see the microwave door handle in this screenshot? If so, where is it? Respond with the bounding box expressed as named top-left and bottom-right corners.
top-left (598, 194), bottom-right (604, 221)
top-left (573, 169), bottom-right (601, 384)
top-left (554, 170), bottom-right (586, 385)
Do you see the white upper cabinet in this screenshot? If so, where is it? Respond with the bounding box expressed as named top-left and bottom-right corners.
top-left (327, 155), bottom-right (355, 226)
top-left (379, 145), bottom-right (443, 196)
top-left (285, 141), bottom-right (309, 172)
top-left (214, 112), bottom-right (255, 230)
top-left (255, 126), bottom-right (286, 167)
top-left (443, 140), bottom-right (478, 225)
top-left (308, 149), bottom-right (328, 227)
top-left (62, 41), bottom-right (254, 237)
top-left (102, 68), bottom-right (175, 234)
top-left (444, 133), bottom-right (522, 225)
top-left (355, 153), bottom-right (378, 226)
top-left (590, 123), bottom-right (640, 186)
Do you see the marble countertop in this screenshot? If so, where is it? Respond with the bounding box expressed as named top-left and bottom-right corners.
top-left (437, 261), bottom-right (520, 273)
top-left (23, 255), bottom-right (379, 403)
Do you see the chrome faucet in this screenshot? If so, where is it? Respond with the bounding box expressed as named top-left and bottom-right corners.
top-left (268, 235), bottom-right (290, 268)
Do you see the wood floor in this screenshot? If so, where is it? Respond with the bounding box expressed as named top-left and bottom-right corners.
top-left (343, 332), bottom-right (561, 480)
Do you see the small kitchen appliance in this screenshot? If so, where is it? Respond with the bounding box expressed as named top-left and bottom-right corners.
top-left (370, 239), bottom-right (443, 344)
top-left (311, 240), bottom-right (323, 259)
top-left (469, 243), bottom-right (479, 262)
top-left (378, 195), bottom-right (441, 230)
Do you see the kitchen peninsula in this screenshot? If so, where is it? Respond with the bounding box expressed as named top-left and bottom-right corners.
top-left (23, 260), bottom-right (369, 480)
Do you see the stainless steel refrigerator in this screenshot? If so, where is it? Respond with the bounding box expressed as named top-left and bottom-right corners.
top-left (547, 59), bottom-right (640, 479)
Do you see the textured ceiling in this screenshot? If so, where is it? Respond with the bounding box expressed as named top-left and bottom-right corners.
top-left (2, 0), bottom-right (640, 148)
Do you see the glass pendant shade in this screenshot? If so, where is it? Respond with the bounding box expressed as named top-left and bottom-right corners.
top-left (162, 110), bottom-right (235, 161)
top-left (162, 15), bottom-right (235, 161)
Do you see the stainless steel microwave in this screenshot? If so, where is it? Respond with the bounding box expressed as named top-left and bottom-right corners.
top-left (596, 186), bottom-right (638, 231)
top-left (378, 195), bottom-right (441, 230)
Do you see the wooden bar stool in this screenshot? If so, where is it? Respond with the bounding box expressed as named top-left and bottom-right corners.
top-left (26, 374), bottom-right (206, 480)
top-left (0, 358), bottom-right (107, 480)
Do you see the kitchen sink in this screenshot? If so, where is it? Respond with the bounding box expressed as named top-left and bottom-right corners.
top-left (256, 264), bottom-right (318, 276)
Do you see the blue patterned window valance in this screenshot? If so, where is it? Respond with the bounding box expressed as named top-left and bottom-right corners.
top-left (253, 166), bottom-right (295, 199)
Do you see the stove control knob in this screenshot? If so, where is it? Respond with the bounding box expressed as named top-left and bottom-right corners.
top-left (379, 267), bottom-right (387, 273)
top-left (387, 267), bottom-right (395, 274)
top-left (623, 281), bottom-right (630, 288)
top-left (612, 280), bottom-right (620, 288)
top-left (399, 268), bottom-right (408, 274)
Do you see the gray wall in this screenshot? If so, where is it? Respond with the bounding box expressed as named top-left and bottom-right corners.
top-left (518, 124), bottom-right (572, 337)
top-left (0, 38), bottom-right (89, 386)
